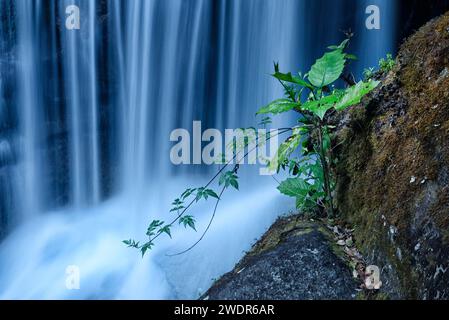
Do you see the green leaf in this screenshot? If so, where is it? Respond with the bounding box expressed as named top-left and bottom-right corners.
top-left (256, 99), bottom-right (299, 115)
top-left (206, 189), bottom-right (220, 199)
top-left (327, 39), bottom-right (349, 51)
top-left (334, 80), bottom-right (380, 111)
top-left (379, 53), bottom-right (395, 72)
top-left (159, 226), bottom-right (172, 238)
top-left (345, 54), bottom-right (357, 61)
top-left (308, 48), bottom-right (346, 88)
top-left (149, 220), bottom-right (164, 229)
top-left (195, 188), bottom-right (219, 201)
top-left (179, 215), bottom-right (196, 231)
top-left (170, 198), bottom-right (185, 213)
top-left (277, 177), bottom-right (311, 198)
top-left (363, 67), bottom-right (375, 81)
top-left (181, 188), bottom-right (196, 200)
top-left (300, 93), bottom-right (342, 120)
top-left (140, 242), bottom-right (153, 257)
top-left (272, 71), bottom-right (314, 90)
top-left (170, 205), bottom-right (185, 212)
top-left (147, 220), bottom-right (164, 236)
top-left (123, 239), bottom-right (140, 249)
top-left (229, 179), bottom-right (239, 190)
top-left (219, 171), bottom-right (239, 190)
top-left (269, 128), bottom-right (302, 172)
top-left (295, 196), bottom-right (304, 209)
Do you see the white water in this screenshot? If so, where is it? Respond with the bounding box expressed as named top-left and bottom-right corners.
top-left (0, 178), bottom-right (291, 299)
top-left (0, 0), bottom-right (395, 299)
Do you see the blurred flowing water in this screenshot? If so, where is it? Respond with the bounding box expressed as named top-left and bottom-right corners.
top-left (0, 0), bottom-right (395, 299)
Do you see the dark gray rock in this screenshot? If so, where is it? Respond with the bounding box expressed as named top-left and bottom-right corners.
top-left (204, 220), bottom-right (358, 300)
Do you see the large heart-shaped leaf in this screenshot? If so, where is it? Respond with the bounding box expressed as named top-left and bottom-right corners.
top-left (308, 49), bottom-right (346, 88)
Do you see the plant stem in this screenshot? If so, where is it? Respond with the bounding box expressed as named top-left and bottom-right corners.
top-left (146, 127), bottom-right (294, 245)
top-left (317, 121), bottom-right (335, 219)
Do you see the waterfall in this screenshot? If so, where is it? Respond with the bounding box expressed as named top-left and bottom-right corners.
top-left (0, 0), bottom-right (396, 299)
top-left (16, 0), bottom-right (42, 217)
top-left (88, 0), bottom-right (100, 204)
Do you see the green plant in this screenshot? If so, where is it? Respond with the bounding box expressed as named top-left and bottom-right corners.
top-left (256, 39), bottom-right (379, 218)
top-left (123, 128), bottom-right (292, 257)
top-left (379, 53), bottom-right (395, 73)
top-left (125, 39), bottom-right (379, 256)
top-left (363, 54), bottom-right (396, 81)
top-left (363, 67), bottom-right (375, 81)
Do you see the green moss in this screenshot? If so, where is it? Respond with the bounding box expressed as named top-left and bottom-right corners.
top-left (356, 290), bottom-right (390, 300)
top-left (334, 12), bottom-right (449, 298)
top-left (234, 215), bottom-right (318, 265)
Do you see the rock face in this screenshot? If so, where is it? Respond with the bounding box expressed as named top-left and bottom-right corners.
top-left (204, 217), bottom-right (358, 300)
top-left (334, 12), bottom-right (449, 299)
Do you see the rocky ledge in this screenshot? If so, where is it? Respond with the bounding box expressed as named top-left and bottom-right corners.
top-left (203, 216), bottom-right (359, 300)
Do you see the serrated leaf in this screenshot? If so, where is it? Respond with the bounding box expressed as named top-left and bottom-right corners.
top-left (159, 226), bottom-right (172, 238)
top-left (334, 80), bottom-right (380, 111)
top-left (179, 215), bottom-right (196, 231)
top-left (256, 99), bottom-right (299, 115)
top-left (195, 188), bottom-right (219, 201)
top-left (123, 239), bottom-right (140, 249)
top-left (206, 189), bottom-right (219, 199)
top-left (308, 49), bottom-right (346, 88)
top-left (140, 242), bottom-right (153, 257)
top-left (181, 188), bottom-right (196, 200)
top-left (277, 177), bottom-right (311, 198)
top-left (170, 205), bottom-right (185, 212)
top-left (147, 220), bottom-right (164, 236)
top-left (219, 171), bottom-right (239, 190)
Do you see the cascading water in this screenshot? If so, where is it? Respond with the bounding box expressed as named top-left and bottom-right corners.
top-left (0, 0), bottom-right (396, 299)
top-left (16, 0), bottom-right (42, 217)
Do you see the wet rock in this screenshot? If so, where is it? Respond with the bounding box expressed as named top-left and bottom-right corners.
top-left (204, 217), bottom-right (358, 300)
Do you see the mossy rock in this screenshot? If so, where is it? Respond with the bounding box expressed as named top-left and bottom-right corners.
top-left (334, 12), bottom-right (449, 299)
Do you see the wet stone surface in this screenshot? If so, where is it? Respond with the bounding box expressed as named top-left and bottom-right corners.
top-left (204, 219), bottom-right (358, 300)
